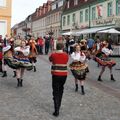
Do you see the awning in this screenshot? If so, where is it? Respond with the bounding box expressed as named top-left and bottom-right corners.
top-left (75, 26), bottom-right (113, 36)
top-left (62, 31), bottom-right (75, 36)
top-left (98, 28), bottom-right (120, 34)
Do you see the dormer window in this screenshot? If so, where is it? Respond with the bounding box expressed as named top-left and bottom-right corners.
top-left (74, 0), bottom-right (78, 6)
top-left (67, 1), bottom-right (70, 8)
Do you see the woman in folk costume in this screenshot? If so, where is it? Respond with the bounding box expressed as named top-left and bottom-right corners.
top-left (28, 37), bottom-right (38, 72)
top-left (2, 36), bottom-right (15, 77)
top-left (14, 40), bottom-right (31, 87)
top-left (79, 39), bottom-right (90, 72)
top-left (94, 41), bottom-right (116, 82)
top-left (69, 44), bottom-right (88, 95)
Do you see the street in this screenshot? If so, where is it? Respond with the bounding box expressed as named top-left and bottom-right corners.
top-left (0, 55), bottom-right (120, 120)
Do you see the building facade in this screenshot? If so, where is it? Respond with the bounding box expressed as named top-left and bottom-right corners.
top-left (12, 0), bottom-right (64, 39)
top-left (32, 0), bottom-right (64, 38)
top-left (0, 0), bottom-right (12, 37)
top-left (62, 0), bottom-right (120, 33)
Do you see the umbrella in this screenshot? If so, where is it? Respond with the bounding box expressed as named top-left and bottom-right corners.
top-left (98, 28), bottom-right (120, 34)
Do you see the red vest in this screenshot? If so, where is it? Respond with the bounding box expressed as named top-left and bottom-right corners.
top-left (49, 52), bottom-right (69, 76)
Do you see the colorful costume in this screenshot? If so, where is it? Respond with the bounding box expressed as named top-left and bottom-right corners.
top-left (4, 46), bottom-right (33, 70)
top-left (94, 47), bottom-right (116, 67)
top-left (69, 52), bottom-right (88, 80)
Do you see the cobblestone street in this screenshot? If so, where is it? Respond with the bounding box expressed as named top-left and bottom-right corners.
top-left (0, 55), bottom-right (120, 120)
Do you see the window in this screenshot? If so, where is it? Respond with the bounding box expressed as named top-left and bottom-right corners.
top-left (116, 0), bottom-right (120, 15)
top-left (92, 7), bottom-right (96, 20)
top-left (67, 15), bottom-right (70, 25)
top-left (72, 13), bottom-right (76, 23)
top-left (67, 1), bottom-right (70, 8)
top-left (85, 9), bottom-right (89, 22)
top-left (0, 21), bottom-right (7, 38)
top-left (0, 0), bottom-right (6, 7)
top-left (74, 0), bottom-right (78, 6)
top-left (63, 16), bottom-right (66, 26)
top-left (80, 11), bottom-right (83, 23)
top-left (108, 2), bottom-right (113, 17)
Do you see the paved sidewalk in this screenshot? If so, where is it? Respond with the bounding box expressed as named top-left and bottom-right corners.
top-left (0, 55), bottom-right (120, 120)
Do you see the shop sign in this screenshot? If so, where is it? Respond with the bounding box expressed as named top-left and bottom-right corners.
top-left (92, 16), bottom-right (120, 26)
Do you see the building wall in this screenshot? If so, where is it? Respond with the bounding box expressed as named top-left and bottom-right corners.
top-left (62, 0), bottom-right (120, 32)
top-left (0, 0), bottom-right (12, 37)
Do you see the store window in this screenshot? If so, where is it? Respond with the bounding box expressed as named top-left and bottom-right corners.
top-left (67, 15), bottom-right (70, 25)
top-left (116, 0), bottom-right (120, 15)
top-left (92, 7), bottom-right (96, 20)
top-left (63, 16), bottom-right (66, 26)
top-left (85, 9), bottom-right (89, 22)
top-left (72, 13), bottom-right (76, 23)
top-left (80, 11), bottom-right (83, 23)
top-left (108, 2), bottom-right (113, 17)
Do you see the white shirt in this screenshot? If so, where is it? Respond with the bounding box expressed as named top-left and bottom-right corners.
top-left (102, 47), bottom-right (113, 56)
top-left (14, 46), bottom-right (30, 56)
top-left (71, 51), bottom-right (86, 63)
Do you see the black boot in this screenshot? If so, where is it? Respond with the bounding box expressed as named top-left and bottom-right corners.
top-left (33, 66), bottom-right (36, 72)
top-left (98, 76), bottom-right (102, 82)
top-left (86, 67), bottom-right (89, 73)
top-left (111, 74), bottom-right (116, 81)
top-left (2, 71), bottom-right (7, 77)
top-left (75, 84), bottom-right (78, 92)
top-left (53, 99), bottom-right (59, 117)
top-left (17, 78), bottom-right (20, 87)
top-left (20, 79), bottom-right (23, 87)
top-left (13, 71), bottom-right (16, 78)
top-left (81, 86), bottom-right (85, 95)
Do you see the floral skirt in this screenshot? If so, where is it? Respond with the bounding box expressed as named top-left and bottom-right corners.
top-left (94, 57), bottom-right (116, 67)
top-left (5, 56), bottom-right (33, 70)
top-left (69, 61), bottom-right (88, 80)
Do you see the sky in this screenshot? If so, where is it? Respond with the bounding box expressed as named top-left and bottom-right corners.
top-left (11, 0), bottom-right (48, 27)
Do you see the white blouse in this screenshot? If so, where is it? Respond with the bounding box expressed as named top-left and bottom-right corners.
top-left (102, 47), bottom-right (113, 56)
top-left (71, 51), bottom-right (86, 63)
top-left (14, 46), bottom-right (30, 56)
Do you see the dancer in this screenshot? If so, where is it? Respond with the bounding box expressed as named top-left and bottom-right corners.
top-left (49, 43), bottom-right (69, 117)
top-left (94, 41), bottom-right (116, 81)
top-left (28, 37), bottom-right (38, 72)
top-left (14, 40), bottom-right (31, 87)
top-left (69, 44), bottom-right (88, 95)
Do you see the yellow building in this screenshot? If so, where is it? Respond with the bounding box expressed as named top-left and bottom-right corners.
top-left (0, 0), bottom-right (12, 38)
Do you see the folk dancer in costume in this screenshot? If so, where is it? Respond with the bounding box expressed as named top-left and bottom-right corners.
top-left (79, 39), bottom-right (90, 73)
top-left (49, 43), bottom-right (69, 117)
top-left (69, 44), bottom-right (88, 95)
top-left (2, 37), bottom-right (13, 77)
top-left (14, 40), bottom-right (32, 87)
top-left (28, 37), bottom-right (38, 72)
top-left (94, 41), bottom-right (116, 82)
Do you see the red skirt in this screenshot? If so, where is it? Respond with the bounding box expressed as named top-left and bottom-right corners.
top-left (95, 57), bottom-right (116, 67)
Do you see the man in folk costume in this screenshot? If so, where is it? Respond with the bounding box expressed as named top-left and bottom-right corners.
top-left (94, 41), bottom-right (116, 81)
top-left (49, 43), bottom-right (69, 117)
top-left (28, 37), bottom-right (38, 72)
